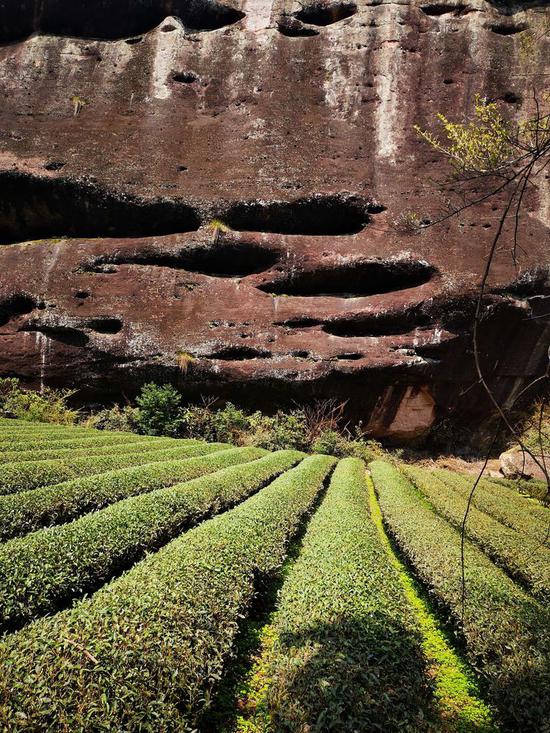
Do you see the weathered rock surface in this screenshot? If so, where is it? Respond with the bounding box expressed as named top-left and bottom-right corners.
top-left (500, 447), bottom-right (548, 480)
top-left (0, 0), bottom-right (549, 439)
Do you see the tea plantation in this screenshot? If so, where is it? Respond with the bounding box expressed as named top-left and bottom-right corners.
top-left (0, 419), bottom-right (548, 732)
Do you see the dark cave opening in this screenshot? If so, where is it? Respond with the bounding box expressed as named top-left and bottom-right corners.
top-left (86, 318), bottom-right (123, 334)
top-left (224, 196), bottom-right (382, 236)
top-left (258, 260), bottom-right (436, 297)
top-left (0, 0), bottom-right (245, 43)
top-left (82, 242), bottom-right (280, 278)
top-left (295, 2), bottom-right (357, 26)
top-left (0, 295), bottom-right (38, 327)
top-left (419, 3), bottom-right (467, 16)
top-left (322, 308), bottom-right (432, 337)
top-left (20, 324), bottom-right (90, 347)
top-left (0, 173), bottom-right (200, 244)
top-left (205, 346), bottom-right (272, 360)
top-left (489, 22), bottom-right (527, 35)
top-left (277, 18), bottom-right (320, 37)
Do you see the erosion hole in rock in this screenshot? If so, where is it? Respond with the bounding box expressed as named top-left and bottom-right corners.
top-left (277, 19), bottom-right (320, 36)
top-left (86, 318), bottom-right (123, 334)
top-left (0, 295), bottom-right (38, 327)
top-left (205, 346), bottom-right (272, 360)
top-left (21, 325), bottom-right (89, 347)
top-left (420, 3), bottom-right (467, 16)
top-left (224, 195), bottom-right (383, 236)
top-left (173, 72), bottom-right (198, 84)
top-left (501, 91), bottom-right (522, 104)
top-left (295, 2), bottom-right (357, 26)
top-left (258, 260), bottom-right (436, 297)
top-left (336, 352), bottom-right (363, 360)
top-left (0, 172), bottom-right (200, 244)
top-left (322, 309), bottom-right (432, 337)
top-left (275, 317), bottom-right (323, 328)
top-left (0, 0), bottom-right (245, 43)
top-left (82, 242), bottom-right (280, 278)
top-left (489, 23), bottom-right (527, 36)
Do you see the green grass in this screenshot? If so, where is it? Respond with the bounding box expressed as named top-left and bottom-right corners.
top-left (0, 446), bottom-right (265, 540)
top-left (371, 460), bottom-right (550, 732)
top-left (368, 474), bottom-right (496, 733)
top-left (0, 455), bottom-right (335, 730)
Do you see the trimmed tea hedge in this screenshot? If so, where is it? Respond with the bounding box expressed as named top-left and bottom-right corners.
top-left (0, 450), bottom-right (303, 630)
top-left (434, 468), bottom-right (550, 546)
top-left (266, 458), bottom-right (435, 731)
top-left (0, 438), bottom-right (180, 465)
top-left (488, 476), bottom-right (549, 504)
top-left (0, 447), bottom-right (265, 540)
top-left (371, 460), bottom-right (550, 731)
top-left (0, 433), bottom-right (146, 452)
top-left (0, 441), bottom-right (223, 494)
top-left (0, 454), bottom-right (335, 730)
top-left (404, 465), bottom-right (550, 604)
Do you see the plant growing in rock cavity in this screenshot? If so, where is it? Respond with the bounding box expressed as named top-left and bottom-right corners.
top-left (416, 90), bottom-right (550, 617)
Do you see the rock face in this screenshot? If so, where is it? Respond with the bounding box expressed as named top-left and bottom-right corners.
top-left (0, 0), bottom-right (549, 440)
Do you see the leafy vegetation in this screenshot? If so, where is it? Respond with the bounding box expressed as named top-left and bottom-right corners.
top-left (260, 459), bottom-right (449, 731)
top-left (433, 468), bottom-right (550, 546)
top-left (0, 446), bottom-right (264, 541)
top-left (403, 465), bottom-right (550, 603)
top-left (0, 450), bottom-right (302, 630)
top-left (371, 460), bottom-right (550, 731)
top-left (0, 455), bottom-right (335, 730)
top-left (0, 440), bottom-right (214, 493)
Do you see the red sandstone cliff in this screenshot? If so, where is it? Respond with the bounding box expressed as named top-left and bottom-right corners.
top-left (0, 0), bottom-right (548, 439)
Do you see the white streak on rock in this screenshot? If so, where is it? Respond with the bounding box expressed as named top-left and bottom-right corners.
top-left (243, 0), bottom-right (274, 32)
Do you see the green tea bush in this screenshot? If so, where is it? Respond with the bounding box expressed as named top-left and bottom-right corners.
top-left (267, 458), bottom-right (434, 731)
top-left (371, 460), bottom-right (550, 731)
top-left (0, 441), bottom-right (211, 494)
top-left (0, 455), bottom-right (335, 730)
top-left (0, 450), bottom-right (303, 630)
top-left (434, 468), bottom-right (550, 546)
top-left (0, 437), bottom-right (175, 465)
top-left (404, 465), bottom-right (550, 604)
top-left (0, 446), bottom-right (263, 540)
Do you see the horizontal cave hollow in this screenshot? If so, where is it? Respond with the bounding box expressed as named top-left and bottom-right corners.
top-left (277, 18), bottom-right (320, 36)
top-left (205, 346), bottom-right (272, 360)
top-left (322, 309), bottom-right (432, 337)
top-left (0, 0), bottom-right (245, 43)
top-left (0, 295), bottom-right (39, 327)
top-left (224, 195), bottom-right (383, 236)
top-left (419, 3), bottom-right (467, 16)
top-left (258, 260), bottom-right (436, 297)
top-left (295, 2), bottom-right (357, 26)
top-left (489, 23), bottom-right (527, 36)
top-left (0, 173), bottom-right (200, 244)
top-left (20, 325), bottom-right (89, 347)
top-left (82, 241), bottom-right (281, 278)
top-left (86, 317), bottom-right (123, 334)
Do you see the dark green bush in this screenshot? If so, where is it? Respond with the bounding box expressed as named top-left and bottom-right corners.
top-left (136, 382), bottom-right (183, 436)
